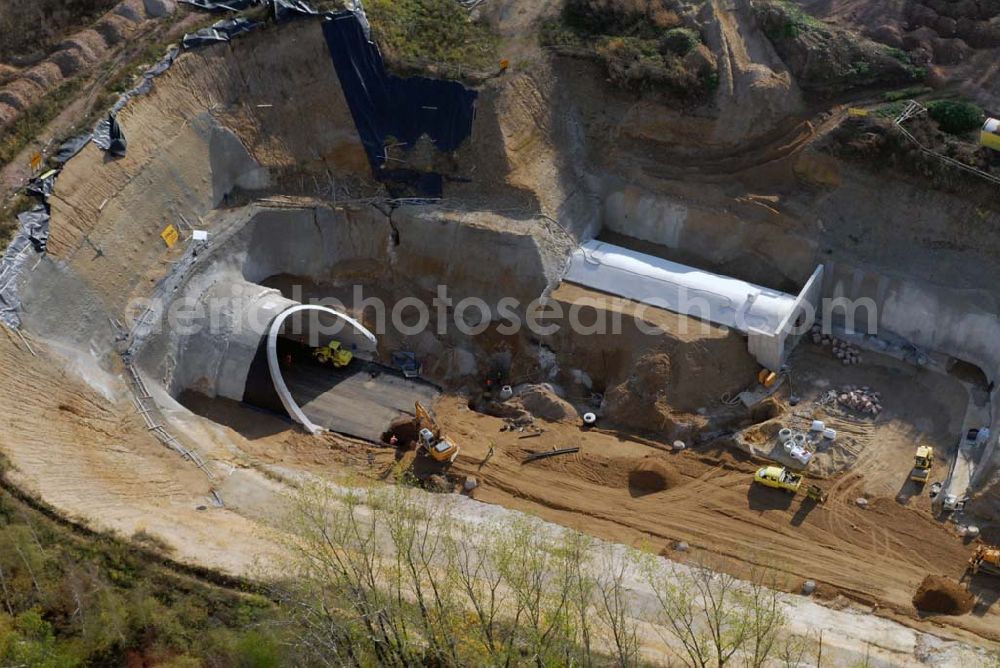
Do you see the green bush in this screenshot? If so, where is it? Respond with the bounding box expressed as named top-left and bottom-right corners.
top-left (0, 487), bottom-right (284, 665)
top-left (928, 99), bottom-right (985, 135)
top-left (544, 0), bottom-right (713, 96)
top-left (563, 0), bottom-right (680, 39)
top-left (364, 0), bottom-right (498, 71)
top-left (660, 28), bottom-right (700, 56)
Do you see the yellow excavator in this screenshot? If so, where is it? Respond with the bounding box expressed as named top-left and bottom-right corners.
top-left (910, 445), bottom-right (933, 484)
top-left (313, 340), bottom-right (353, 368)
top-left (969, 545), bottom-right (1000, 577)
top-left (415, 402), bottom-right (460, 464)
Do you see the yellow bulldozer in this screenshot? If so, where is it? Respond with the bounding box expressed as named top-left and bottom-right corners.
top-left (313, 340), bottom-right (353, 368)
top-left (753, 466), bottom-right (827, 502)
top-left (969, 545), bottom-right (1000, 577)
top-left (910, 445), bottom-right (933, 484)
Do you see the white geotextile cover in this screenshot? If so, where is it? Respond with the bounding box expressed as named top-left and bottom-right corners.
top-left (564, 240), bottom-right (797, 334)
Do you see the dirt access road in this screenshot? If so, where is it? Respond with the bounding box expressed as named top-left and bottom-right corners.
top-left (430, 347), bottom-right (1000, 645)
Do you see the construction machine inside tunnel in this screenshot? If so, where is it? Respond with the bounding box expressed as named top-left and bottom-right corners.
top-left (2, 1), bottom-right (1000, 660)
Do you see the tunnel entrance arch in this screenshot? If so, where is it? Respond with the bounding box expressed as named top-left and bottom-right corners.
top-left (267, 304), bottom-right (377, 434)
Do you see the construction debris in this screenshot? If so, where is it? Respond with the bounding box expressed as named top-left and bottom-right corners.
top-left (810, 326), bottom-right (863, 365)
top-left (837, 386), bottom-right (882, 416)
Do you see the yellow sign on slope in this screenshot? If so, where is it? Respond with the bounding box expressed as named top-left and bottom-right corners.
top-left (29, 153), bottom-right (42, 171)
top-left (160, 224), bottom-right (179, 248)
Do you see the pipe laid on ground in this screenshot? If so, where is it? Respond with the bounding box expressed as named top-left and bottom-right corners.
top-left (522, 447), bottom-right (580, 463)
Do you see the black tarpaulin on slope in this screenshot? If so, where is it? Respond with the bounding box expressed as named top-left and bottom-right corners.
top-left (93, 114), bottom-right (127, 157)
top-left (25, 170), bottom-right (57, 199)
top-left (321, 12), bottom-right (477, 197)
top-left (179, 0), bottom-right (260, 11)
top-left (272, 0), bottom-right (320, 22)
top-left (54, 133), bottom-right (92, 164)
top-left (182, 17), bottom-right (261, 48)
top-left (17, 205), bottom-right (50, 253)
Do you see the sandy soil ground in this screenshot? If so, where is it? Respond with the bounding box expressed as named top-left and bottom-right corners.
top-left (0, 3), bottom-right (997, 660)
top-left (426, 344), bottom-right (1000, 644)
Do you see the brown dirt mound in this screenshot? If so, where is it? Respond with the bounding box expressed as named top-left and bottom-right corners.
top-left (0, 64), bottom-right (20, 85)
top-left (22, 62), bottom-right (64, 89)
top-left (518, 384), bottom-right (577, 423)
top-left (628, 457), bottom-right (681, 496)
top-left (0, 79), bottom-right (44, 111)
top-left (912, 575), bottom-right (975, 615)
top-left (95, 14), bottom-right (140, 46)
top-left (0, 103), bottom-right (17, 126)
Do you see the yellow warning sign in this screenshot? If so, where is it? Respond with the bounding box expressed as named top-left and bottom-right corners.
top-left (160, 224), bottom-right (179, 248)
top-left (847, 107), bottom-right (869, 117)
top-left (29, 153), bottom-right (42, 171)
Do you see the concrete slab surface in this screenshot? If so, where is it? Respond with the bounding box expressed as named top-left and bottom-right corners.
top-left (284, 362), bottom-right (439, 442)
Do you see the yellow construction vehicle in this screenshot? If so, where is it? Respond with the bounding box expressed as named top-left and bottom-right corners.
top-left (969, 545), bottom-right (1000, 577)
top-left (313, 340), bottom-right (353, 368)
top-left (753, 466), bottom-right (803, 493)
top-left (415, 401), bottom-right (460, 464)
top-left (910, 445), bottom-right (933, 484)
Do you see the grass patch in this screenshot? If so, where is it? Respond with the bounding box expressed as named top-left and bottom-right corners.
top-left (542, 0), bottom-right (715, 97)
top-left (0, 483), bottom-right (283, 665)
top-left (765, 0), bottom-right (826, 39)
top-left (875, 100), bottom-right (908, 118)
top-left (364, 0), bottom-right (498, 74)
top-left (0, 79), bottom-right (83, 167)
top-left (0, 193), bottom-right (34, 248)
top-left (882, 85), bottom-right (933, 102)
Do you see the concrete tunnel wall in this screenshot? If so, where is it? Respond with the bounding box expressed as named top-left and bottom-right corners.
top-left (823, 262), bottom-right (1000, 489)
top-left (170, 278), bottom-right (299, 401)
top-left (165, 274), bottom-right (380, 435)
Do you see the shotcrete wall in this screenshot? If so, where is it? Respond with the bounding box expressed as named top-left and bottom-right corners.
top-left (169, 278), bottom-right (298, 401)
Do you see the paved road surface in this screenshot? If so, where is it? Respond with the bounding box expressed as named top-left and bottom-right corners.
top-left (283, 361), bottom-right (439, 442)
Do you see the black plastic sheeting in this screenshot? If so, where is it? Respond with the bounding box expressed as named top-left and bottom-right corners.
top-left (272, 0), bottom-right (320, 21)
top-left (0, 199), bottom-right (50, 326)
top-left (93, 114), bottom-right (128, 157)
top-left (54, 133), bottom-right (92, 164)
top-left (182, 17), bottom-right (262, 48)
top-left (179, 0), bottom-right (260, 11)
top-left (25, 171), bottom-right (57, 199)
top-left (17, 206), bottom-right (50, 253)
top-left (321, 12), bottom-right (478, 197)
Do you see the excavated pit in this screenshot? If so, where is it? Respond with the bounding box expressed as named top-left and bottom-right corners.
top-left (2, 5), bottom-right (999, 649)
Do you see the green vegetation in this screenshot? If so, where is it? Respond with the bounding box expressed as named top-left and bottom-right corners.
top-left (0, 79), bottom-right (81, 167)
top-left (363, 0), bottom-right (498, 74)
top-left (882, 85), bottom-right (933, 102)
top-left (275, 482), bottom-right (812, 667)
top-left (660, 27), bottom-right (701, 56)
top-left (542, 0), bottom-right (715, 96)
top-left (0, 481), bottom-right (283, 666)
top-left (763, 0), bottom-right (826, 40)
top-left (757, 0), bottom-right (925, 94)
top-left (875, 100), bottom-right (908, 118)
top-left (0, 193), bottom-right (33, 248)
top-left (927, 99), bottom-right (985, 135)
